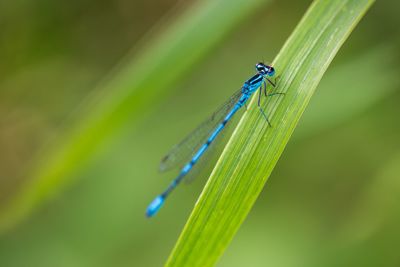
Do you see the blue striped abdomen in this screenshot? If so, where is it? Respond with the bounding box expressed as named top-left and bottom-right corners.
top-left (180, 104), bottom-right (242, 175)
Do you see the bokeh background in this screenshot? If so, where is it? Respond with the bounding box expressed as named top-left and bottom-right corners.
top-left (0, 0), bottom-right (399, 266)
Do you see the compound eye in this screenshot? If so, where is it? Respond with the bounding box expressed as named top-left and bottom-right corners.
top-left (268, 67), bottom-right (275, 76)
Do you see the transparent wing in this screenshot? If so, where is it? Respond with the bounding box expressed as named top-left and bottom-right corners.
top-left (159, 89), bottom-right (243, 172)
top-left (182, 115), bottom-right (235, 184)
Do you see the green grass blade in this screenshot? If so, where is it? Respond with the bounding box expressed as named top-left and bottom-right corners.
top-left (166, 1), bottom-right (374, 266)
top-left (0, 0), bottom-right (268, 232)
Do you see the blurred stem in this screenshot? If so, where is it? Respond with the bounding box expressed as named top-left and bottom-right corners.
top-left (166, 0), bottom-right (374, 266)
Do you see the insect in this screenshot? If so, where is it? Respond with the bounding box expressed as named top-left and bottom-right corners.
top-left (146, 62), bottom-right (282, 217)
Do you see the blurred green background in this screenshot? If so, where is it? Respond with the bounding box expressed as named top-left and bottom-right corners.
top-left (0, 0), bottom-right (399, 266)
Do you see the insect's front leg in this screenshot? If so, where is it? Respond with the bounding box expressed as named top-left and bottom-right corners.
top-left (265, 76), bottom-right (284, 97)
